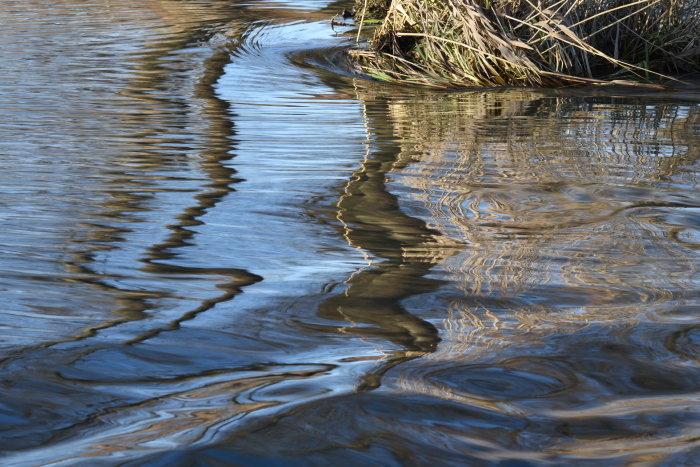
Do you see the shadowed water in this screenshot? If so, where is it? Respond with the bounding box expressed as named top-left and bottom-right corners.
top-left (0, 0), bottom-right (699, 465)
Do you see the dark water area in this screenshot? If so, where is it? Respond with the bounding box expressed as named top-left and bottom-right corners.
top-left (1, 0), bottom-right (699, 465)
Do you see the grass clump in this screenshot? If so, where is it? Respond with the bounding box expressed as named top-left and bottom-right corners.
top-left (350, 0), bottom-right (700, 88)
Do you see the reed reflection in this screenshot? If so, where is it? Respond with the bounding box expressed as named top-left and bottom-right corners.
top-left (126, 46), bottom-right (263, 344)
top-left (210, 85), bottom-right (700, 464)
top-left (381, 89), bottom-right (700, 300)
top-left (310, 83), bottom-right (463, 390)
top-left (372, 88), bottom-right (700, 462)
top-left (360, 87), bottom-right (700, 357)
top-left (0, 0), bottom-right (263, 454)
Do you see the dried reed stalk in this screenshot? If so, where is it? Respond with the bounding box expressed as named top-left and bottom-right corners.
top-left (350, 0), bottom-right (700, 88)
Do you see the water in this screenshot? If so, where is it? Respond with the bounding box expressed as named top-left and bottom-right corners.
top-left (1, 0), bottom-right (699, 465)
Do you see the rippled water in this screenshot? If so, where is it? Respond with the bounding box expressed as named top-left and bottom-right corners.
top-left (1, 0), bottom-right (699, 465)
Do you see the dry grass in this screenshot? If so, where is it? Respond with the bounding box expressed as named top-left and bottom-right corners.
top-left (350, 0), bottom-right (700, 88)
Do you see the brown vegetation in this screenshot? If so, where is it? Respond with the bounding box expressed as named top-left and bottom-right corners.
top-left (350, 0), bottom-right (700, 88)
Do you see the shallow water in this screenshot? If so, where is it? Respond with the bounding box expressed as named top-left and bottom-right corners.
top-left (1, 0), bottom-right (699, 465)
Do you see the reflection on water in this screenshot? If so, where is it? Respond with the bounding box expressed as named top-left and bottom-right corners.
top-left (0, 0), bottom-right (699, 465)
top-left (371, 88), bottom-right (700, 463)
top-left (188, 86), bottom-right (699, 465)
top-left (390, 90), bottom-right (699, 300)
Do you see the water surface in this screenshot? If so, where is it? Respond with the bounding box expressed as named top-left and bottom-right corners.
top-left (1, 0), bottom-right (699, 465)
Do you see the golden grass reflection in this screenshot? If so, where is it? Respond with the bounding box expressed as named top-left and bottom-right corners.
top-left (352, 85), bottom-right (700, 458)
top-left (357, 86), bottom-right (700, 303)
